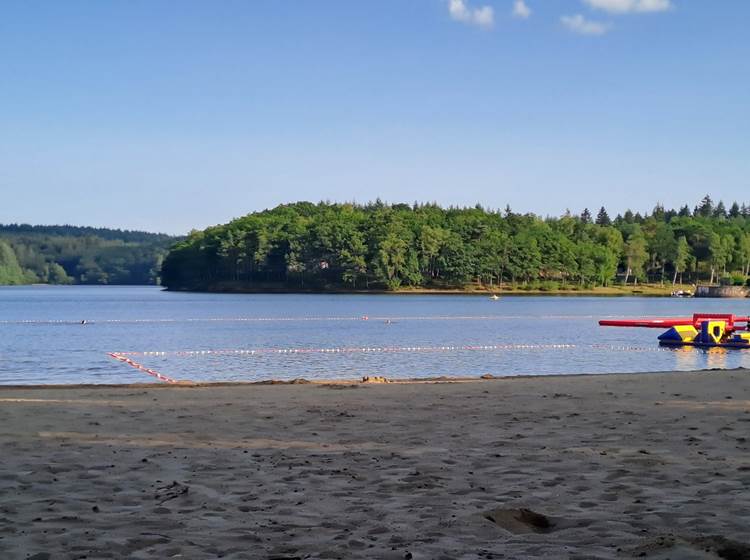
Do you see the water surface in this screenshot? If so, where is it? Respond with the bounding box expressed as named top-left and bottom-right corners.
top-left (2, 286), bottom-right (749, 384)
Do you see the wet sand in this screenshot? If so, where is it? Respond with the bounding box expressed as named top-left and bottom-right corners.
top-left (1, 370), bottom-right (749, 559)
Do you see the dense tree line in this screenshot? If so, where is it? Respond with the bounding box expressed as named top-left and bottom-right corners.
top-left (161, 196), bottom-right (750, 292)
top-left (0, 224), bottom-right (173, 243)
top-left (0, 225), bottom-right (176, 285)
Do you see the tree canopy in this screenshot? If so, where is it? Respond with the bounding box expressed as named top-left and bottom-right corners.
top-left (0, 224), bottom-right (176, 285)
top-left (161, 197), bottom-right (750, 292)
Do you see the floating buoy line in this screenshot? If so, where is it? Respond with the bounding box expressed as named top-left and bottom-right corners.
top-left (108, 352), bottom-right (179, 384)
top-left (115, 343), bottom-right (578, 358)
top-left (108, 343), bottom-right (675, 383)
top-left (2, 314), bottom-right (676, 326)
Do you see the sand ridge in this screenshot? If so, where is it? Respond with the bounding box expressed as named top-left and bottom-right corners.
top-left (1, 370), bottom-right (749, 559)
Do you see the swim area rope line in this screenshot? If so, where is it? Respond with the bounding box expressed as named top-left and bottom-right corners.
top-left (107, 343), bottom-right (675, 383)
top-left (116, 343), bottom-right (578, 357)
top-left (108, 352), bottom-right (179, 384)
top-left (1, 314), bottom-right (664, 326)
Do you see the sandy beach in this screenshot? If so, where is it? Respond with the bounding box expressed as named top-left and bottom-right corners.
top-left (1, 371), bottom-right (749, 560)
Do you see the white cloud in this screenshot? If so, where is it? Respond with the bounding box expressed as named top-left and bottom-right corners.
top-left (474, 5), bottom-right (494, 26)
top-left (582, 0), bottom-right (672, 14)
top-left (448, 0), bottom-right (495, 29)
top-left (512, 0), bottom-right (531, 19)
top-left (561, 13), bottom-right (611, 35)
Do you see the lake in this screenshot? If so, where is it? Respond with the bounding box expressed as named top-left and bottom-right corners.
top-left (2, 285), bottom-right (750, 385)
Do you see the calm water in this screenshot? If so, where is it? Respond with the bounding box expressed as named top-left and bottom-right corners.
top-left (2, 285), bottom-right (750, 385)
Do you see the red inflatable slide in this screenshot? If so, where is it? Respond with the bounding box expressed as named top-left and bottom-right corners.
top-left (599, 314), bottom-right (750, 330)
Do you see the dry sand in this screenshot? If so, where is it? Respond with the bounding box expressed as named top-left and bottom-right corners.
top-left (1, 370), bottom-right (749, 559)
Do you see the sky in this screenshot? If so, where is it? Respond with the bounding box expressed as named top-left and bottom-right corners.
top-left (1, 0), bottom-right (748, 234)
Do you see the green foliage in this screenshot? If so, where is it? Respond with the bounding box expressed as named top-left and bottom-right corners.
top-left (0, 240), bottom-right (26, 284)
top-left (624, 228), bottom-right (649, 283)
top-left (0, 224), bottom-right (176, 285)
top-left (161, 198), bottom-right (750, 291)
top-left (47, 263), bottom-right (73, 284)
top-left (672, 236), bottom-right (690, 284)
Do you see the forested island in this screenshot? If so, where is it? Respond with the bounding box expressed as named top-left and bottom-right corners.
top-left (161, 196), bottom-right (750, 294)
top-left (0, 224), bottom-right (175, 285)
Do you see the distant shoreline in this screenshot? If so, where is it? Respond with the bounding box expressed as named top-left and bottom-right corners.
top-left (165, 282), bottom-right (694, 297)
top-left (2, 282), bottom-right (701, 297)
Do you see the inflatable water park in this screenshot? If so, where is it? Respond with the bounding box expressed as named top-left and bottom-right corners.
top-left (600, 313), bottom-right (750, 348)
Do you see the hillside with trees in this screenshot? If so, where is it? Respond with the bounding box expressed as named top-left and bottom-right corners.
top-left (0, 224), bottom-right (176, 285)
top-left (161, 196), bottom-right (750, 293)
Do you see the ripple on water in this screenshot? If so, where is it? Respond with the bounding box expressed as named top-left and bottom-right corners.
top-left (1, 287), bottom-right (748, 384)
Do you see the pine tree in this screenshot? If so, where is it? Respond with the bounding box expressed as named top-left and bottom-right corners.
top-left (713, 201), bottom-right (727, 218)
top-left (595, 207), bottom-right (611, 226)
top-left (580, 208), bottom-right (592, 224)
top-left (695, 195), bottom-right (713, 217)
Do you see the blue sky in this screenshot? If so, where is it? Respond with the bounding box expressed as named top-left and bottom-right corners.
top-left (1, 0), bottom-right (748, 234)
